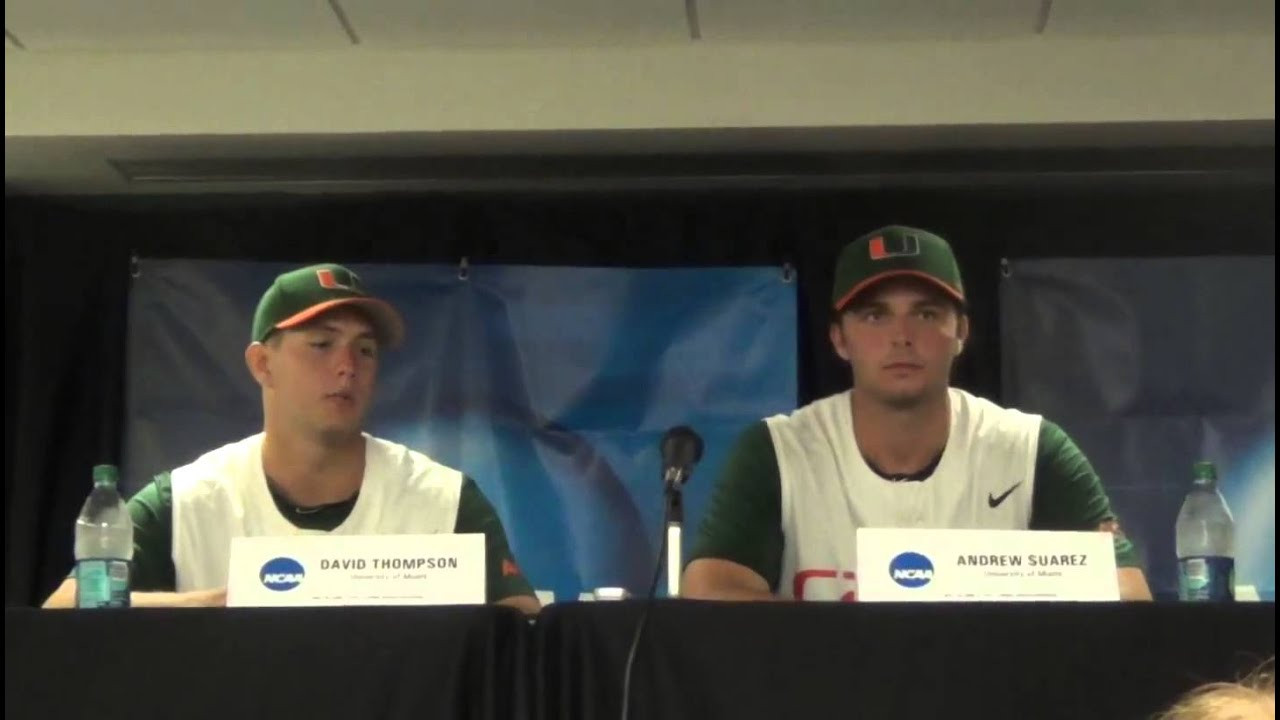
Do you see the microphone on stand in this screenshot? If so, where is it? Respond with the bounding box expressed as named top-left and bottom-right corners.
top-left (659, 426), bottom-right (703, 598)
top-left (620, 425), bottom-right (705, 720)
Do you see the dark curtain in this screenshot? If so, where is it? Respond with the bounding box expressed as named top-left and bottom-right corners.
top-left (6, 184), bottom-right (1274, 605)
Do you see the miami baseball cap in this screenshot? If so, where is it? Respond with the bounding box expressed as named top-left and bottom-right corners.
top-left (251, 264), bottom-right (405, 347)
top-left (831, 225), bottom-right (965, 312)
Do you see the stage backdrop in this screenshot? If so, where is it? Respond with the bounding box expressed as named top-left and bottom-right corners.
top-left (1001, 257), bottom-right (1275, 601)
top-left (123, 260), bottom-right (797, 602)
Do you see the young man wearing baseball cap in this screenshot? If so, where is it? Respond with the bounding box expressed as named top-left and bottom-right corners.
top-left (683, 226), bottom-right (1153, 602)
top-left (44, 264), bottom-right (540, 614)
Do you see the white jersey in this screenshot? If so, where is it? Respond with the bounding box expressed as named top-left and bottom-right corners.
top-left (170, 433), bottom-right (463, 591)
top-left (767, 388), bottom-right (1041, 601)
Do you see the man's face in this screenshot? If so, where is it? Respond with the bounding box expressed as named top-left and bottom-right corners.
top-left (257, 307), bottom-right (380, 444)
top-left (829, 277), bottom-right (967, 409)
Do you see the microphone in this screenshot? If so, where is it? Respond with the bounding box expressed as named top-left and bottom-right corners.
top-left (660, 425), bottom-right (704, 491)
top-left (621, 425), bottom-right (705, 720)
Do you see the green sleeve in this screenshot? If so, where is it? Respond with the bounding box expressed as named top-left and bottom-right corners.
top-left (1029, 420), bottom-right (1140, 568)
top-left (688, 422), bottom-right (785, 590)
top-left (453, 477), bottom-right (536, 603)
top-left (125, 474), bottom-right (178, 591)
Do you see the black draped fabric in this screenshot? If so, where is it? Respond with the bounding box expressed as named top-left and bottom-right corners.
top-left (533, 601), bottom-right (1276, 720)
top-left (5, 606), bottom-right (529, 720)
top-left (5, 602), bottom-right (1273, 720)
top-left (6, 203), bottom-right (130, 608)
top-left (5, 185), bottom-right (1274, 605)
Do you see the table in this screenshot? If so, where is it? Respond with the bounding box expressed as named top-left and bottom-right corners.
top-left (8, 602), bottom-right (1273, 720)
top-left (533, 600), bottom-right (1275, 720)
top-left (5, 605), bottom-right (527, 720)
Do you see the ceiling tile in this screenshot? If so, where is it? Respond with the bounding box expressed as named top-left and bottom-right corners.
top-left (341, 0), bottom-right (689, 46)
top-left (697, 0), bottom-right (1041, 41)
top-left (4, 0), bottom-right (351, 51)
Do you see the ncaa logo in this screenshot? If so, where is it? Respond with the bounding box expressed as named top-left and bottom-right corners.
top-left (889, 552), bottom-right (934, 588)
top-left (260, 557), bottom-right (305, 591)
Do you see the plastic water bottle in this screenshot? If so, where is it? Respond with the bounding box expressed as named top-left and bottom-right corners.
top-left (74, 465), bottom-right (134, 608)
top-left (1174, 461), bottom-right (1235, 601)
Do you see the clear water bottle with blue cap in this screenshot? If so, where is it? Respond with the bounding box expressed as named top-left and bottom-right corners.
top-left (1174, 461), bottom-right (1235, 601)
top-left (74, 464), bottom-right (134, 608)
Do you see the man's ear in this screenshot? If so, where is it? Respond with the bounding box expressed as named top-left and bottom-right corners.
top-left (245, 342), bottom-right (273, 388)
top-left (955, 314), bottom-right (971, 356)
top-left (829, 320), bottom-right (850, 362)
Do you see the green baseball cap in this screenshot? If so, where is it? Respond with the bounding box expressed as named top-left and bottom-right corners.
top-left (251, 264), bottom-right (405, 347)
top-left (831, 225), bottom-right (965, 312)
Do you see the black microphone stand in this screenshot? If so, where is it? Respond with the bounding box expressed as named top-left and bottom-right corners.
top-left (620, 428), bottom-right (702, 720)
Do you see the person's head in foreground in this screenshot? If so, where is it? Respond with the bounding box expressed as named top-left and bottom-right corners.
top-left (1157, 658), bottom-right (1275, 720)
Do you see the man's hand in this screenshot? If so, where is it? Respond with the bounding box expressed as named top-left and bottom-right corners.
top-left (496, 594), bottom-right (541, 615)
top-left (42, 579), bottom-right (228, 609)
top-left (146, 587), bottom-right (226, 608)
top-left (1097, 520), bottom-right (1153, 601)
top-left (681, 558), bottom-right (780, 601)
top-left (1117, 567), bottom-right (1154, 601)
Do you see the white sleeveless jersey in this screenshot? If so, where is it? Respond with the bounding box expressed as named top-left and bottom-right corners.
top-left (171, 433), bottom-right (463, 591)
top-left (767, 389), bottom-right (1041, 601)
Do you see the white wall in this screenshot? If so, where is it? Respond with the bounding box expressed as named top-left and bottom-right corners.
top-left (6, 34), bottom-right (1274, 138)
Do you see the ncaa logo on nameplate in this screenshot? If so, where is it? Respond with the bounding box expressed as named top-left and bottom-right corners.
top-left (889, 552), bottom-right (934, 588)
top-left (260, 557), bottom-right (306, 591)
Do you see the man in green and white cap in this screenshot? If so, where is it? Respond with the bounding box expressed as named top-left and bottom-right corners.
top-left (683, 226), bottom-right (1153, 602)
top-left (45, 264), bottom-right (540, 614)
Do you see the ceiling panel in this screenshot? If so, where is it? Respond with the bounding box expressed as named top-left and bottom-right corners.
top-left (4, 0), bottom-right (350, 51)
top-left (697, 0), bottom-right (1041, 41)
top-left (341, 0), bottom-right (689, 46)
top-left (1046, 0), bottom-right (1275, 34)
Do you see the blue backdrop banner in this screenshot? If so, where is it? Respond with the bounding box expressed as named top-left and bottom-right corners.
top-left (1001, 257), bottom-right (1275, 601)
top-left (123, 260), bottom-right (798, 601)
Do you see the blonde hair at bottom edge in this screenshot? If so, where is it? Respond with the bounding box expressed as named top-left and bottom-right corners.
top-left (1155, 657), bottom-right (1275, 720)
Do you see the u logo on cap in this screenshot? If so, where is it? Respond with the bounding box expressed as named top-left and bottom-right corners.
top-left (316, 268), bottom-right (356, 290)
top-left (869, 234), bottom-right (921, 260)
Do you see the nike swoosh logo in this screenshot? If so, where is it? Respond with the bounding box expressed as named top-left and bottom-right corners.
top-left (988, 482), bottom-right (1022, 508)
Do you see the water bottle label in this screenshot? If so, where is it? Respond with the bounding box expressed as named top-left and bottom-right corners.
top-left (1177, 556), bottom-right (1234, 601)
top-left (75, 560), bottom-right (131, 609)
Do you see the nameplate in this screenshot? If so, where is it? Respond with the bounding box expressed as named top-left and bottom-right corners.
top-left (226, 534), bottom-right (485, 607)
top-left (856, 528), bottom-right (1119, 602)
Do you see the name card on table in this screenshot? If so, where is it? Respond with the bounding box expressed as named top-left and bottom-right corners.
top-left (227, 534), bottom-right (485, 608)
top-left (856, 528), bottom-right (1119, 602)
